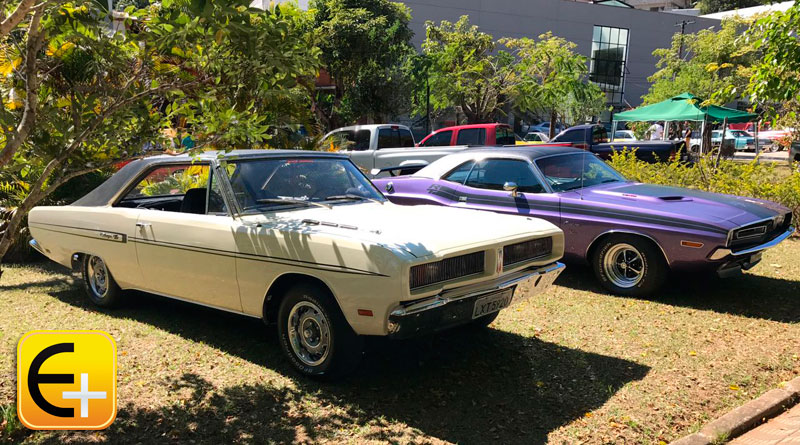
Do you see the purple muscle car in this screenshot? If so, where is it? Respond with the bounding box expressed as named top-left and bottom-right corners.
top-left (372, 146), bottom-right (794, 296)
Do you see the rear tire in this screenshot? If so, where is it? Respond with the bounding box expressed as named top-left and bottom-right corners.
top-left (277, 283), bottom-right (363, 379)
top-left (591, 235), bottom-right (667, 297)
top-left (82, 255), bottom-right (123, 307)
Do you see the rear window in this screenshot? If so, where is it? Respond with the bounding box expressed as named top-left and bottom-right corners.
top-left (495, 127), bottom-right (516, 145)
top-left (456, 128), bottom-right (486, 146)
top-left (421, 130), bottom-right (453, 147)
top-left (592, 126), bottom-right (608, 143)
top-left (553, 129), bottom-right (585, 143)
top-left (324, 130), bottom-right (371, 151)
top-left (377, 127), bottom-right (415, 149)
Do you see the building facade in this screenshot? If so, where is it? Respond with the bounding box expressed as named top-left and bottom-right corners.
top-left (400, 0), bottom-right (718, 110)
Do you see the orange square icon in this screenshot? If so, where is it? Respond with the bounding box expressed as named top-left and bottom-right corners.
top-left (17, 330), bottom-right (117, 430)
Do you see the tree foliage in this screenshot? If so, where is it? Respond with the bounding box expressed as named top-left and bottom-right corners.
top-left (309, 0), bottom-right (415, 130)
top-left (644, 19), bottom-right (759, 106)
top-left (745, 2), bottom-right (800, 136)
top-left (0, 0), bottom-right (319, 266)
top-left (504, 32), bottom-right (606, 136)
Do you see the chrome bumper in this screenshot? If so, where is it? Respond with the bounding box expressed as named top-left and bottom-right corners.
top-left (29, 238), bottom-right (45, 254)
top-left (709, 228), bottom-right (794, 260)
top-left (387, 262), bottom-right (565, 338)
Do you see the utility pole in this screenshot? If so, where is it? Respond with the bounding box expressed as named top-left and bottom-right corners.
top-left (675, 19), bottom-right (695, 60)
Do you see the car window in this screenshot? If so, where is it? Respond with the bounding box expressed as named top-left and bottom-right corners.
top-left (495, 127), bottom-right (516, 145)
top-left (123, 164), bottom-right (209, 200)
top-left (225, 158), bottom-right (384, 213)
top-left (535, 153), bottom-right (625, 192)
top-left (324, 130), bottom-right (371, 151)
top-left (377, 127), bottom-right (415, 149)
top-left (464, 159), bottom-right (545, 193)
top-left (421, 130), bottom-right (453, 147)
top-left (456, 128), bottom-right (486, 145)
top-left (553, 129), bottom-right (584, 143)
top-left (525, 133), bottom-right (541, 142)
top-left (592, 127), bottom-right (608, 143)
top-left (207, 169), bottom-right (229, 215)
top-left (443, 160), bottom-right (475, 184)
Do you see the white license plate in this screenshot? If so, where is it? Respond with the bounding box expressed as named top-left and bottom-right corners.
top-left (472, 289), bottom-right (513, 319)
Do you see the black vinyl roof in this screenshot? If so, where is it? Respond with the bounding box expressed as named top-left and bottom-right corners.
top-left (71, 150), bottom-right (348, 207)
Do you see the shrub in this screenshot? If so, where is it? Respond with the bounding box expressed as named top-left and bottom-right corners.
top-left (607, 150), bottom-right (800, 229)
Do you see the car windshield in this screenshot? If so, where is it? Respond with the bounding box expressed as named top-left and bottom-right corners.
top-left (534, 153), bottom-right (626, 192)
top-left (225, 157), bottom-right (384, 213)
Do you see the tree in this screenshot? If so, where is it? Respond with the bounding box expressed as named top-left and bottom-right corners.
top-left (745, 2), bottom-right (800, 137)
top-left (696, 0), bottom-right (764, 15)
top-left (643, 19), bottom-right (758, 106)
top-left (0, 0), bottom-right (318, 269)
top-left (309, 0), bottom-right (415, 130)
top-left (422, 16), bottom-right (516, 124)
top-left (503, 32), bottom-right (606, 137)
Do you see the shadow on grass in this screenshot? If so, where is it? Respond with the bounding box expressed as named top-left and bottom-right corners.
top-left (555, 261), bottom-right (800, 322)
top-left (42, 286), bottom-right (649, 444)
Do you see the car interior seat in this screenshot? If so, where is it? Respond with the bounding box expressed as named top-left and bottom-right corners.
top-left (180, 188), bottom-right (207, 214)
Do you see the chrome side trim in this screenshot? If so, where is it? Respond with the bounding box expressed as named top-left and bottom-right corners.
top-left (585, 230), bottom-right (670, 265)
top-left (29, 238), bottom-right (45, 254)
top-left (391, 262), bottom-right (565, 317)
top-left (710, 227), bottom-right (794, 260)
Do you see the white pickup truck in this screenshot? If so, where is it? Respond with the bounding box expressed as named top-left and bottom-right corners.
top-left (322, 124), bottom-right (469, 176)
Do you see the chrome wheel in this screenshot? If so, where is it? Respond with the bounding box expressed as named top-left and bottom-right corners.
top-left (603, 243), bottom-right (644, 289)
top-left (87, 256), bottom-right (109, 298)
top-left (287, 301), bottom-right (330, 367)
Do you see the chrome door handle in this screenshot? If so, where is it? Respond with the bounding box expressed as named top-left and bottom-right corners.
top-left (135, 222), bottom-right (151, 228)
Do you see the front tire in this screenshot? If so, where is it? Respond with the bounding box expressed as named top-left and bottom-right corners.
top-left (592, 235), bottom-right (667, 297)
top-left (277, 283), bottom-right (363, 378)
top-left (82, 255), bottom-right (123, 307)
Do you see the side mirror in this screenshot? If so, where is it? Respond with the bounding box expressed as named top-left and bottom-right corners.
top-left (503, 181), bottom-right (519, 197)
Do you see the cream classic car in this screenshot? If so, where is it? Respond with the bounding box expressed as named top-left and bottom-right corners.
top-left (28, 150), bottom-right (565, 377)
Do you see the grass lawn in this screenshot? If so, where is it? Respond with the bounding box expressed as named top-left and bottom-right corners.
top-left (1, 239), bottom-right (799, 444)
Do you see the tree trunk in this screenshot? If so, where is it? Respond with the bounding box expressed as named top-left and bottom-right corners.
top-left (549, 111), bottom-right (557, 139)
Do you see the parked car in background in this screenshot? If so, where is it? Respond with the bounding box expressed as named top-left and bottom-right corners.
top-left (321, 124), bottom-right (415, 151)
top-left (527, 122), bottom-right (564, 135)
top-left (711, 130), bottom-right (773, 152)
top-left (551, 124), bottom-right (687, 163)
top-left (417, 123), bottom-right (522, 147)
top-left (28, 150), bottom-right (565, 378)
top-left (372, 147), bottom-right (793, 296)
top-left (791, 141), bottom-right (800, 167)
top-left (613, 130), bottom-right (637, 141)
top-left (520, 131), bottom-right (550, 144)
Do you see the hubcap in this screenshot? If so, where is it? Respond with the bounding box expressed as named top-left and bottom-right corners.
top-left (603, 243), bottom-right (644, 288)
top-left (287, 301), bottom-right (330, 366)
top-left (87, 256), bottom-right (109, 298)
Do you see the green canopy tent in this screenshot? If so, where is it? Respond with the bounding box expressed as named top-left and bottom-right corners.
top-left (611, 93), bottom-right (758, 153)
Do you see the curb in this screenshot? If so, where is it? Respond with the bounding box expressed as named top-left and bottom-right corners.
top-left (671, 376), bottom-right (800, 445)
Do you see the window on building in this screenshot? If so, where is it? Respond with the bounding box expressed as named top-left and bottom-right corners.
top-left (590, 25), bottom-right (629, 105)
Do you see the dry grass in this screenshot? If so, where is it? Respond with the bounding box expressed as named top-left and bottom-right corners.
top-left (1, 239), bottom-right (799, 444)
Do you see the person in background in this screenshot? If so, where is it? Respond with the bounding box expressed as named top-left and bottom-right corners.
top-left (647, 122), bottom-right (664, 140)
top-left (683, 121), bottom-right (692, 151)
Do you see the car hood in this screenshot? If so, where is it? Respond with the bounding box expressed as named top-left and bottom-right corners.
top-left (572, 182), bottom-right (789, 229)
top-left (239, 202), bottom-right (560, 259)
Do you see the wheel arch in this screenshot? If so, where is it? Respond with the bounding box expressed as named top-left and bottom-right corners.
top-left (262, 273), bottom-right (340, 325)
top-left (586, 230), bottom-right (670, 267)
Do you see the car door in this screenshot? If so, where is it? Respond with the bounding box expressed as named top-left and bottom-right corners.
top-left (128, 163), bottom-right (242, 311)
top-left (451, 158), bottom-right (561, 226)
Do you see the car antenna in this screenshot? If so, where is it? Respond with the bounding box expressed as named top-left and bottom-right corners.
top-left (579, 151), bottom-right (586, 200)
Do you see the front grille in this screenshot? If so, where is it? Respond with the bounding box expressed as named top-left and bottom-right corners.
top-left (503, 237), bottom-right (552, 267)
top-left (410, 251), bottom-right (485, 290)
top-left (729, 212), bottom-right (792, 249)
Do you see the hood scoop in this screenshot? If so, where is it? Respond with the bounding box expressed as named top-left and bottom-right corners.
top-left (658, 196), bottom-right (691, 202)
